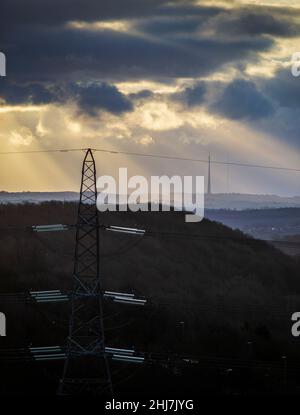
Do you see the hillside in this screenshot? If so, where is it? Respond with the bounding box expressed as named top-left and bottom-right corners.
top-left (205, 208), bottom-right (300, 256)
top-left (0, 202), bottom-right (300, 395)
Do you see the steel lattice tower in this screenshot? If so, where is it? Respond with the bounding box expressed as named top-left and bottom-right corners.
top-left (58, 149), bottom-right (112, 395)
top-left (207, 152), bottom-right (212, 195)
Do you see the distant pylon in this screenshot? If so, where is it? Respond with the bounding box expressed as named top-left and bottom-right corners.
top-left (58, 149), bottom-right (112, 396)
top-left (207, 153), bottom-right (212, 195)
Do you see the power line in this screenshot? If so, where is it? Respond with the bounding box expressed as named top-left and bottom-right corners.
top-left (0, 148), bottom-right (85, 155)
top-left (2, 345), bottom-right (300, 380)
top-left (0, 289), bottom-right (297, 317)
top-left (0, 222), bottom-right (299, 248)
top-left (142, 228), bottom-right (300, 248)
top-left (93, 148), bottom-right (300, 173)
top-left (0, 147), bottom-right (299, 173)
top-left (102, 224), bottom-right (300, 249)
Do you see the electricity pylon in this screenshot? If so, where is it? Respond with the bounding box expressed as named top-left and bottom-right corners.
top-left (207, 152), bottom-right (212, 195)
top-left (58, 149), bottom-right (112, 395)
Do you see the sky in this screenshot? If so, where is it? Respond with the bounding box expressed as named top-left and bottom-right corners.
top-left (0, 0), bottom-right (300, 195)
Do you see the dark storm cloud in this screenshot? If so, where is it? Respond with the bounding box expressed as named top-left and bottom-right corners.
top-left (262, 68), bottom-right (300, 109)
top-left (174, 82), bottom-right (207, 107)
top-left (133, 6), bottom-right (223, 35)
top-left (171, 78), bottom-right (276, 121)
top-left (253, 68), bottom-right (300, 148)
top-left (213, 10), bottom-right (300, 38)
top-left (134, 16), bottom-right (202, 35)
top-left (1, 0), bottom-right (219, 34)
top-left (71, 83), bottom-right (133, 115)
top-left (1, 0), bottom-right (176, 27)
top-left (0, 81), bottom-right (133, 116)
top-left (4, 0), bottom-right (295, 30)
top-left (167, 70), bottom-right (300, 149)
top-left (211, 79), bottom-right (275, 120)
top-left (5, 26), bottom-right (273, 83)
top-left (0, 83), bottom-right (55, 105)
top-left (1, 0), bottom-right (298, 115)
top-left (1, 0), bottom-right (279, 85)
top-left (129, 90), bottom-right (154, 101)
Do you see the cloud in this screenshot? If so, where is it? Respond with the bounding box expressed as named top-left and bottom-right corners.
top-left (10, 127), bottom-right (35, 146)
top-left (0, 0), bottom-right (299, 197)
top-left (71, 82), bottom-right (133, 115)
top-left (213, 10), bottom-right (300, 38)
top-left (0, 81), bottom-right (133, 116)
top-left (4, 25), bottom-right (273, 84)
top-left (2, 1), bottom-right (283, 85)
top-left (3, 0), bottom-right (299, 87)
top-left (0, 83), bottom-right (55, 105)
top-left (211, 79), bottom-right (275, 120)
top-left (135, 16), bottom-right (202, 35)
top-left (262, 68), bottom-right (300, 109)
top-left (174, 82), bottom-right (207, 107)
top-left (1, 0), bottom-right (173, 27)
top-left (133, 5), bottom-right (223, 35)
top-left (171, 77), bottom-right (277, 122)
top-left (129, 90), bottom-right (154, 101)
top-left (248, 68), bottom-right (300, 148)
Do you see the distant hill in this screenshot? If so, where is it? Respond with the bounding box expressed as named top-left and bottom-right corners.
top-left (205, 208), bottom-right (300, 254)
top-left (204, 193), bottom-right (300, 210)
top-left (0, 191), bottom-right (78, 204)
top-left (1, 191), bottom-right (300, 210)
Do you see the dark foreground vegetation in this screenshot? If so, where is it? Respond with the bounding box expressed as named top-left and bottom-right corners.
top-left (0, 202), bottom-right (300, 395)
